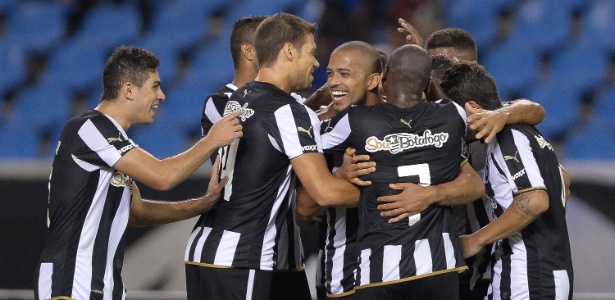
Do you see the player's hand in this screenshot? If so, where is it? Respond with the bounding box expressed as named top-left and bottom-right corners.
top-left (466, 103), bottom-right (507, 143)
top-left (459, 234), bottom-right (483, 259)
top-left (201, 156), bottom-right (229, 211)
top-left (335, 148), bottom-right (375, 187)
top-left (207, 110), bottom-right (243, 147)
top-left (397, 18), bottom-right (424, 46)
top-left (378, 182), bottom-right (435, 223)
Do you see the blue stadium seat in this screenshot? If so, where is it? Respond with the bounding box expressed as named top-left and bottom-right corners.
top-left (0, 121), bottom-right (40, 159)
top-left (11, 80), bottom-right (73, 134)
top-left (146, 2), bottom-right (211, 53)
top-left (511, 0), bottom-right (570, 53)
top-left (563, 115), bottom-right (615, 160)
top-left (578, 0), bottom-right (615, 51)
top-left (3, 2), bottom-right (66, 54)
top-left (161, 75), bottom-right (211, 131)
top-left (445, 0), bottom-right (513, 49)
top-left (527, 77), bottom-right (579, 141)
top-left (44, 38), bottom-right (107, 92)
top-left (0, 42), bottom-right (27, 96)
top-left (482, 39), bottom-right (540, 100)
top-left (74, 3), bottom-right (141, 51)
top-left (0, 0), bottom-right (18, 15)
top-left (128, 115), bottom-right (188, 159)
top-left (549, 42), bottom-right (608, 97)
top-left (592, 85), bottom-right (615, 120)
top-left (190, 42), bottom-right (235, 90)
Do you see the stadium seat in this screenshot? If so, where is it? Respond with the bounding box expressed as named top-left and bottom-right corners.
top-left (3, 2), bottom-right (66, 54)
top-left (146, 1), bottom-right (211, 53)
top-left (527, 77), bottom-right (579, 141)
top-left (592, 85), bottom-right (615, 121)
top-left (578, 0), bottom-right (615, 51)
top-left (190, 42), bottom-right (235, 90)
top-left (0, 0), bottom-right (17, 14)
top-left (74, 3), bottom-right (142, 51)
top-left (0, 120), bottom-right (40, 159)
top-left (482, 38), bottom-right (540, 100)
top-left (549, 41), bottom-right (608, 97)
top-left (444, 0), bottom-right (513, 49)
top-left (563, 114), bottom-right (615, 160)
top-left (161, 74), bottom-right (212, 131)
top-left (0, 42), bottom-right (27, 97)
top-left (44, 38), bottom-right (107, 92)
top-left (510, 0), bottom-right (571, 53)
top-left (11, 80), bottom-right (73, 134)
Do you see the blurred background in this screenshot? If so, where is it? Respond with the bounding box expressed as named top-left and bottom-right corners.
top-left (1, 0), bottom-right (614, 299)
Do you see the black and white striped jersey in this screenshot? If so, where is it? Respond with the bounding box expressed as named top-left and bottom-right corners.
top-left (185, 81), bottom-right (320, 271)
top-left (321, 99), bottom-right (469, 288)
top-left (315, 146), bottom-right (360, 297)
top-left (484, 124), bottom-right (573, 300)
top-left (35, 110), bottom-right (137, 300)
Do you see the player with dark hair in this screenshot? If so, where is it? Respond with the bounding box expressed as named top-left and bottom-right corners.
top-left (193, 14), bottom-right (314, 300)
top-left (425, 28), bottom-right (478, 63)
top-left (441, 62), bottom-right (574, 300)
top-left (34, 46), bottom-right (242, 300)
top-left (183, 13), bottom-right (362, 299)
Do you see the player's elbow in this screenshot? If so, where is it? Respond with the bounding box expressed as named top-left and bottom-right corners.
top-left (530, 195), bottom-right (550, 215)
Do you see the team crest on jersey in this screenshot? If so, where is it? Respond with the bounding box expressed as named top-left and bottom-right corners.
top-left (365, 130), bottom-right (449, 154)
top-left (224, 100), bottom-right (254, 121)
top-left (534, 135), bottom-right (553, 151)
top-left (111, 171), bottom-right (133, 188)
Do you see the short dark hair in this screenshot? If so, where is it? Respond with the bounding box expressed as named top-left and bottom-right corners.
top-left (102, 46), bottom-right (159, 100)
top-left (375, 49), bottom-right (388, 74)
top-left (254, 13), bottom-right (316, 68)
top-left (431, 54), bottom-right (454, 81)
top-left (425, 28), bottom-right (477, 60)
top-left (440, 62), bottom-right (502, 110)
top-left (230, 16), bottom-right (267, 69)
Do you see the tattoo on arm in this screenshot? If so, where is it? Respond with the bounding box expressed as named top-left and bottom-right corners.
top-left (512, 192), bottom-right (538, 222)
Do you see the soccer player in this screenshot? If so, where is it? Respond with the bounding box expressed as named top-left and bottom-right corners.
top-left (309, 41), bottom-right (384, 300)
top-left (440, 62), bottom-right (574, 300)
top-left (192, 15), bottom-right (312, 300)
top-left (393, 20), bottom-right (547, 299)
top-left (34, 46), bottom-right (242, 300)
top-left (318, 44), bottom-right (484, 299)
top-left (183, 13), bottom-right (361, 299)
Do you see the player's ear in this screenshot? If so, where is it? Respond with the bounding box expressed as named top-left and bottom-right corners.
top-left (241, 43), bottom-right (256, 61)
top-left (367, 73), bottom-right (380, 91)
top-left (467, 100), bottom-right (481, 110)
top-left (122, 82), bottom-right (134, 100)
top-left (283, 43), bottom-right (294, 61)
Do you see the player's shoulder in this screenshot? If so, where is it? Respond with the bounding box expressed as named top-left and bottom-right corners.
top-left (209, 84), bottom-right (236, 100)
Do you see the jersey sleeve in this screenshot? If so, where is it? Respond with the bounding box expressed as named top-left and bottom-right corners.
top-left (269, 102), bottom-right (322, 160)
top-left (320, 110), bottom-right (351, 152)
top-left (201, 93), bottom-right (229, 137)
top-left (74, 117), bottom-right (136, 168)
top-left (494, 127), bottom-right (546, 194)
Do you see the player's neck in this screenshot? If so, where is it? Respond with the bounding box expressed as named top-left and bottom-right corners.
top-left (255, 67), bottom-right (293, 94)
top-left (389, 93), bottom-right (422, 109)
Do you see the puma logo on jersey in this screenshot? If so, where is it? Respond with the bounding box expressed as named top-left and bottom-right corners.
top-left (243, 89), bottom-right (250, 97)
top-left (400, 118), bottom-right (412, 128)
top-left (504, 151), bottom-right (520, 163)
top-left (107, 133), bottom-right (123, 143)
top-left (297, 126), bottom-right (313, 138)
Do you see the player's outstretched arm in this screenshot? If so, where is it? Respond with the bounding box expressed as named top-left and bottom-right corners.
top-left (466, 99), bottom-right (545, 143)
top-left (378, 162), bottom-right (485, 223)
top-left (334, 148), bottom-right (376, 187)
top-left (129, 156), bottom-right (228, 227)
top-left (459, 189), bottom-right (549, 258)
top-left (115, 111), bottom-right (242, 191)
